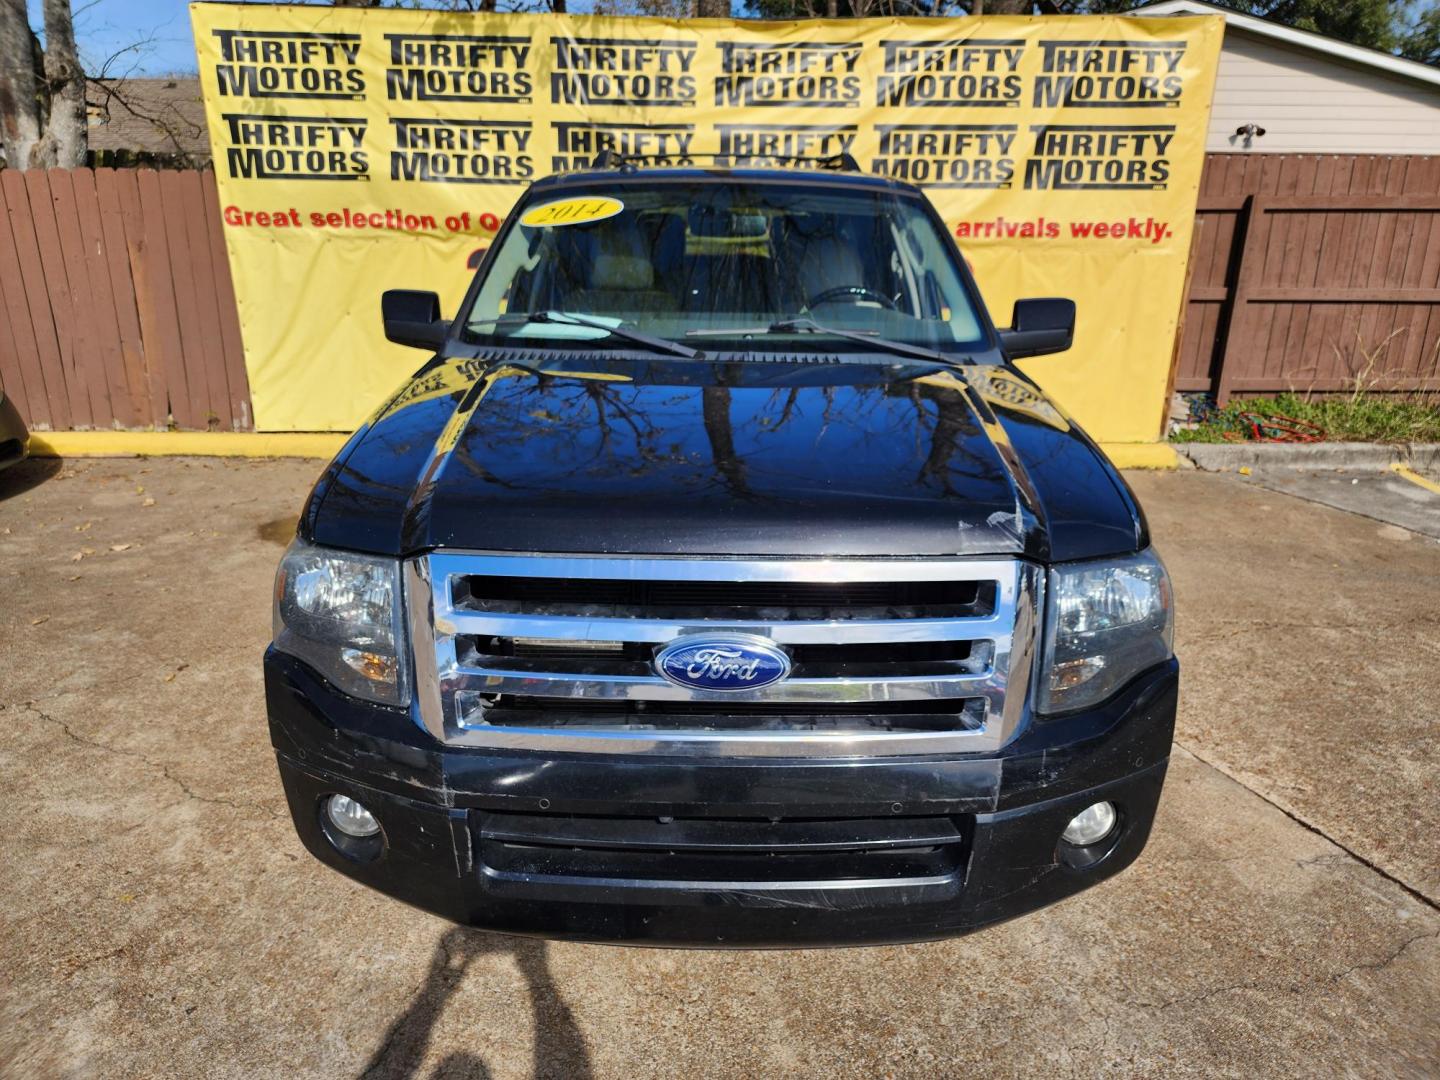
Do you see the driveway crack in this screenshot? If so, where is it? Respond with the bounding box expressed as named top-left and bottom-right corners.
top-left (1327, 928), bottom-right (1440, 984)
top-left (1130, 929), bottom-right (1440, 1013)
top-left (22, 701), bottom-right (280, 820)
top-left (1173, 741), bottom-right (1439, 914)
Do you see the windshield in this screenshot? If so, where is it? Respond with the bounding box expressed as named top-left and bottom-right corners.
top-left (462, 180), bottom-right (990, 357)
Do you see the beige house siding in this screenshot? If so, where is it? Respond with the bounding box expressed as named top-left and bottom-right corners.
top-left (1207, 31), bottom-right (1440, 154)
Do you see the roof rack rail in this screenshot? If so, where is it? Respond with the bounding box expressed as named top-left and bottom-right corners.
top-left (586, 151), bottom-right (862, 173)
top-left (588, 149), bottom-right (636, 171)
top-left (817, 152), bottom-right (862, 173)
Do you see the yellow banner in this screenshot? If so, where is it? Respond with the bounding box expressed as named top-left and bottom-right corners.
top-left (190, 4), bottom-right (1221, 440)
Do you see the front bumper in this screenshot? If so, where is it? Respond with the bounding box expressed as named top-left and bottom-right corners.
top-left (266, 650), bottom-right (1177, 947)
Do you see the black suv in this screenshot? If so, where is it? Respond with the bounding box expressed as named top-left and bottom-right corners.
top-left (266, 159), bottom-right (1177, 946)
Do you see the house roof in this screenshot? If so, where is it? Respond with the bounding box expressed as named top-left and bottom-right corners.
top-left (1136, 0), bottom-right (1440, 91)
top-left (86, 77), bottom-right (211, 162)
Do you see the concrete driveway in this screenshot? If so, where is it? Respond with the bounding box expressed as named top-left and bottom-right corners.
top-left (1, 458), bottom-right (1436, 1078)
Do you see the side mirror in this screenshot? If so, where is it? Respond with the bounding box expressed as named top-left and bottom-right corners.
top-left (382, 289), bottom-right (450, 351)
top-left (999, 298), bottom-right (1075, 359)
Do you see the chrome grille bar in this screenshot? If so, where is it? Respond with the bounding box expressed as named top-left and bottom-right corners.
top-left (443, 667), bottom-right (995, 699)
top-left (436, 611), bottom-right (1011, 644)
top-left (407, 553), bottom-right (1039, 757)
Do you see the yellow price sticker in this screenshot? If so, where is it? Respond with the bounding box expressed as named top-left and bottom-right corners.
top-left (519, 196), bottom-right (625, 229)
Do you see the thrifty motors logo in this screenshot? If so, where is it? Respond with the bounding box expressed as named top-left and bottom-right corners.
top-left (383, 34), bottom-right (533, 103)
top-left (872, 124), bottom-right (1016, 188)
top-left (876, 40), bottom-right (1023, 107)
top-left (550, 38), bottom-right (697, 106)
top-left (551, 122), bottom-right (696, 171)
top-left (1024, 124), bottom-right (1174, 189)
top-left (715, 123), bottom-right (857, 165)
top-left (390, 118), bottom-right (534, 184)
top-left (1034, 40), bottom-right (1186, 107)
top-left (715, 42), bottom-right (862, 107)
top-left (222, 114), bottom-right (368, 180)
top-left (212, 30), bottom-right (363, 99)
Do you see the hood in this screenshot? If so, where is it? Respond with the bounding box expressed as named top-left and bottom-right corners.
top-left (306, 353), bottom-right (1142, 562)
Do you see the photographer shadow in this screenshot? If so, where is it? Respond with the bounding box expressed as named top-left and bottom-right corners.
top-left (0, 455), bottom-right (61, 502)
top-left (360, 927), bottom-right (593, 1080)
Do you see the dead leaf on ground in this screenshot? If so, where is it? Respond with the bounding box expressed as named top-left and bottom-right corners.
top-left (142, 498), bottom-right (155, 507)
top-left (109, 543), bottom-right (132, 553)
top-left (31, 616), bottom-right (49, 626)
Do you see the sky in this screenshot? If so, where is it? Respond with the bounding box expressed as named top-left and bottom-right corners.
top-left (30, 0), bottom-right (203, 77)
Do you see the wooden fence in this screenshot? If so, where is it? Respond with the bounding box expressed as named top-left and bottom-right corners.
top-left (1179, 154), bottom-right (1440, 403)
top-left (0, 168), bottom-right (249, 432)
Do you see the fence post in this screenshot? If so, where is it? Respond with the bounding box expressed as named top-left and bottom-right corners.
top-left (1213, 194), bottom-right (1271, 407)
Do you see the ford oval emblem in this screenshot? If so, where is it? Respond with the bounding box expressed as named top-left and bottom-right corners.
top-left (654, 634), bottom-right (791, 693)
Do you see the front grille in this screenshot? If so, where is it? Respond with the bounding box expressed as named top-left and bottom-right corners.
top-left (474, 811), bottom-right (969, 884)
top-left (409, 554), bottom-right (1037, 757)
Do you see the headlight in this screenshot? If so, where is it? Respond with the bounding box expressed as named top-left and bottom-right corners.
top-left (1039, 548), bottom-right (1173, 714)
top-left (273, 538), bottom-right (409, 706)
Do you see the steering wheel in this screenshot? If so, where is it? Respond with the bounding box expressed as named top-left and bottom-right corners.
top-left (806, 285), bottom-right (896, 310)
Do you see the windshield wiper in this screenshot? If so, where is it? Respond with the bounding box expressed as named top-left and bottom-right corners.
top-left (686, 317), bottom-right (958, 365)
top-left (471, 310), bottom-right (702, 359)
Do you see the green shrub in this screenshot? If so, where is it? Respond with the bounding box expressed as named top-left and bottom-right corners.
top-left (1172, 392), bottom-right (1440, 444)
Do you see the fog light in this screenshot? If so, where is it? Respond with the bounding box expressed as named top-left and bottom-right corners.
top-left (324, 794), bottom-right (380, 838)
top-left (1061, 801), bottom-right (1117, 847)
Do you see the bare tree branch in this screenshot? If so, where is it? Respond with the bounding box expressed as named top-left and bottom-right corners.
top-left (85, 73), bottom-right (206, 165)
